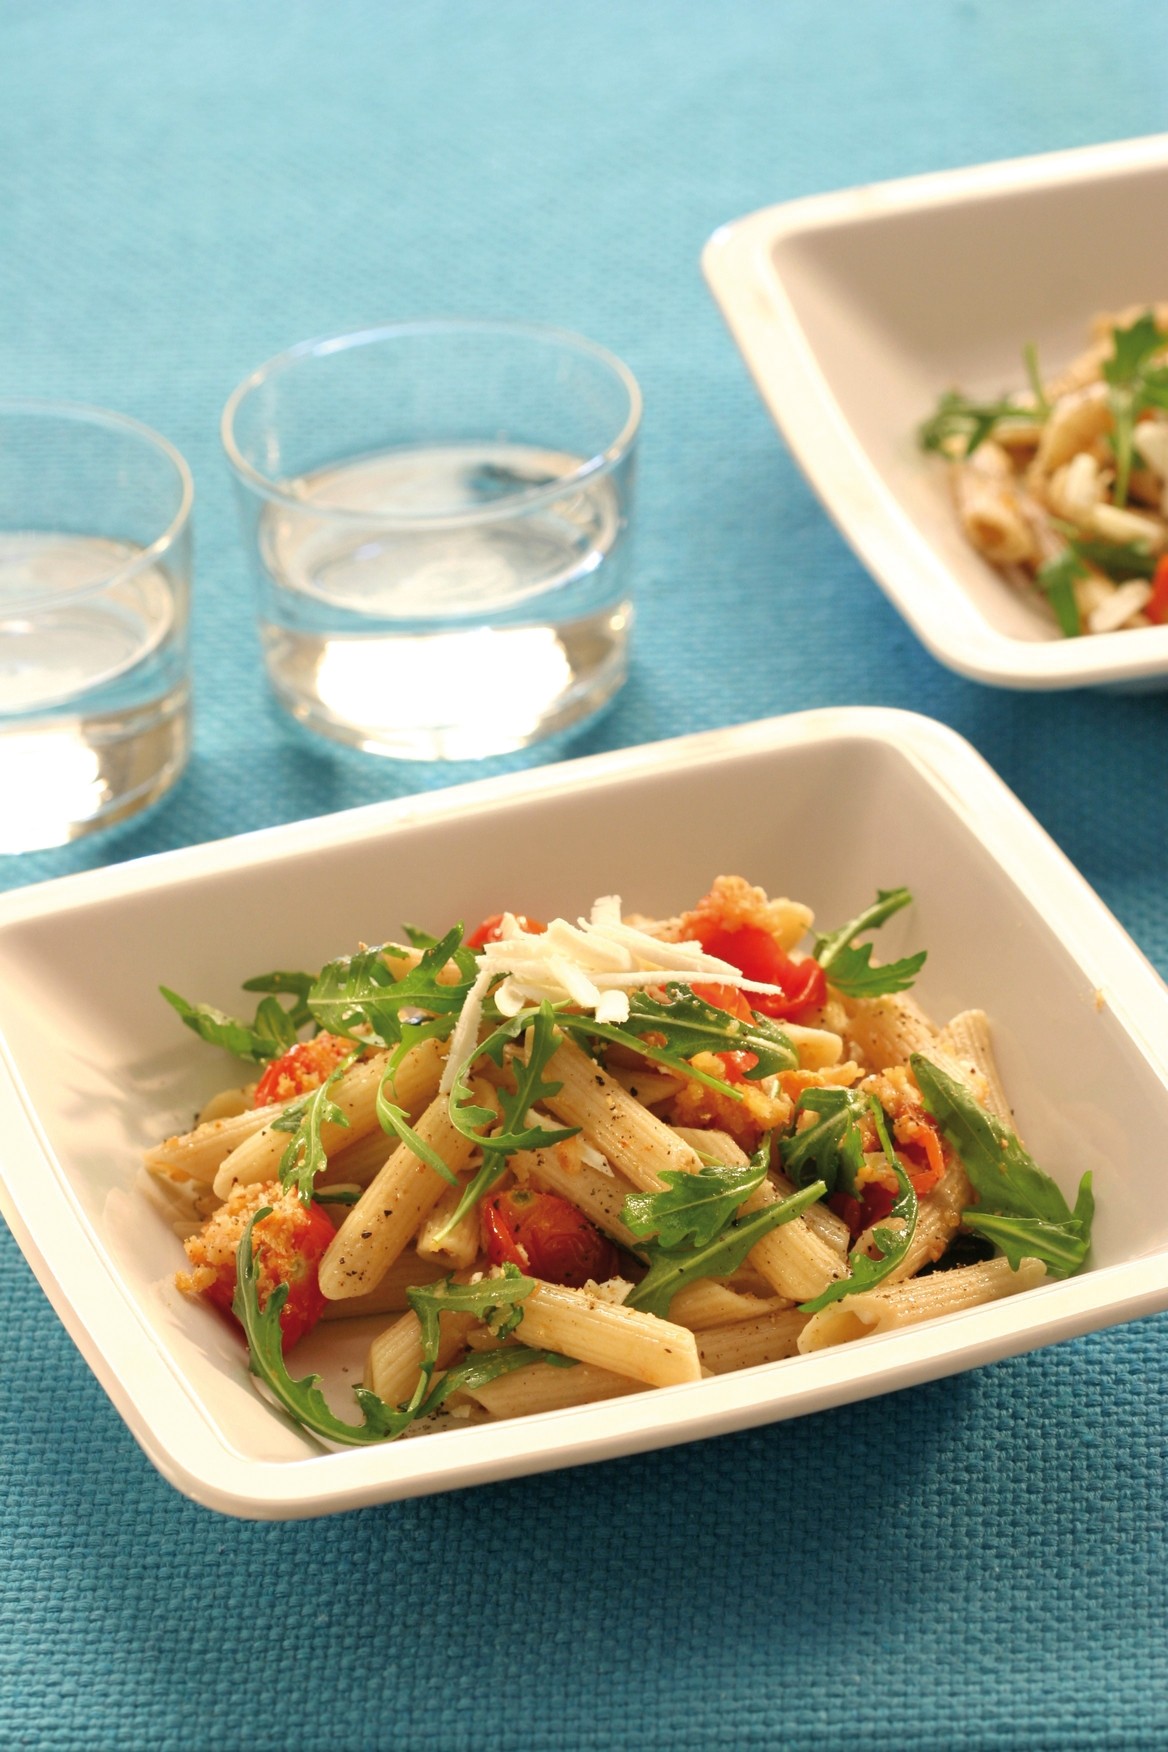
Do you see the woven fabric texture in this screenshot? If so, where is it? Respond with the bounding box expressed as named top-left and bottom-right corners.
top-left (2, 2), bottom-right (1168, 1747)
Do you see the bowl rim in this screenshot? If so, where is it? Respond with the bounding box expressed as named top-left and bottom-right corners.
top-left (701, 131), bottom-right (1168, 690)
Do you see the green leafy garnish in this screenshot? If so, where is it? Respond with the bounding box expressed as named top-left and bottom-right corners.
top-left (307, 927), bottom-right (478, 1064)
top-left (918, 390), bottom-right (1037, 458)
top-left (272, 1056), bottom-right (356, 1201)
top-left (911, 1055), bottom-right (1093, 1278)
top-left (625, 1180), bottom-right (828, 1320)
top-left (1035, 549), bottom-right (1086, 638)
top-left (812, 889), bottom-right (926, 998)
top-left (564, 985), bottom-right (798, 1085)
top-left (439, 1003), bottom-right (580, 1236)
top-left (1058, 533), bottom-right (1158, 581)
top-left (623, 1140), bottom-right (771, 1251)
top-left (376, 1064), bottom-right (460, 1187)
top-left (160, 982), bottom-right (312, 1063)
top-left (1022, 341), bottom-right (1049, 419)
top-left (798, 1101), bottom-right (918, 1313)
top-left (233, 1221), bottom-right (549, 1447)
top-left (781, 1086), bottom-right (869, 1197)
top-left (1101, 311), bottom-right (1168, 506)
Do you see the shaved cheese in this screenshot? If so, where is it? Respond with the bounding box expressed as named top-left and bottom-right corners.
top-left (438, 895), bottom-right (801, 1095)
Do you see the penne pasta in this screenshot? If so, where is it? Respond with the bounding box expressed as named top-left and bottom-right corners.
top-left (514, 1281), bottom-right (701, 1387)
top-left (153, 872), bottom-right (1091, 1458)
top-left (797, 1257), bottom-right (1048, 1352)
top-left (318, 1079), bottom-right (494, 1300)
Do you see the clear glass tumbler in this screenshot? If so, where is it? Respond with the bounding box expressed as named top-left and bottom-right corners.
top-left (0, 401), bottom-right (193, 853)
top-left (221, 319), bottom-right (641, 760)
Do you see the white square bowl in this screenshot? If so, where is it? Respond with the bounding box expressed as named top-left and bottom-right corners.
top-left (2, 706), bottom-right (1168, 1519)
top-left (702, 133), bottom-right (1168, 689)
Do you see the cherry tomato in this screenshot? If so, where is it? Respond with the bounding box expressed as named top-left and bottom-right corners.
top-left (693, 983), bottom-right (759, 1081)
top-left (200, 1195), bottom-right (335, 1351)
top-left (692, 920), bottom-right (826, 1020)
top-left (828, 1182), bottom-right (898, 1243)
top-left (254, 1032), bottom-right (351, 1108)
top-left (1147, 554), bottom-right (1168, 624)
top-left (482, 1188), bottom-right (619, 1287)
top-left (465, 913), bottom-right (547, 950)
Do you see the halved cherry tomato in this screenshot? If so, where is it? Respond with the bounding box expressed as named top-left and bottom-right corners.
top-left (895, 1117), bottom-right (946, 1198)
top-left (828, 1181), bottom-right (898, 1243)
top-left (692, 920), bottom-right (826, 1021)
top-left (199, 1194), bottom-right (336, 1351)
top-left (482, 1188), bottom-right (619, 1287)
top-left (465, 913), bottom-right (547, 950)
top-left (253, 1032), bottom-right (351, 1108)
top-left (693, 981), bottom-right (759, 1081)
top-left (1147, 554), bottom-right (1168, 625)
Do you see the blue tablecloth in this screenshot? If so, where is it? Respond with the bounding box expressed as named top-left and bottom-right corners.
top-left (3, 3), bottom-right (1167, 1746)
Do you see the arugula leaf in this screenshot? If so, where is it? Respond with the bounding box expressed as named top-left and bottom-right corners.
top-left (563, 985), bottom-right (798, 1083)
top-left (911, 1054), bottom-right (1092, 1278)
top-left (811, 889), bottom-right (926, 998)
top-left (160, 985), bottom-right (307, 1063)
top-left (439, 1003), bottom-right (580, 1236)
top-left (1101, 312), bottom-right (1168, 505)
top-left (233, 1216), bottom-right (548, 1446)
top-left (307, 927), bottom-right (477, 1060)
top-left (1035, 549), bottom-right (1086, 638)
top-left (1022, 341), bottom-right (1049, 419)
top-left (798, 1102), bottom-right (918, 1313)
top-left (272, 1056), bottom-right (355, 1201)
top-left (918, 390), bottom-right (1037, 458)
top-left (376, 1065), bottom-right (460, 1187)
top-left (240, 970), bottom-right (316, 1033)
top-left (781, 1086), bottom-right (868, 1196)
top-left (623, 1141), bottom-right (770, 1250)
top-left (625, 1181), bottom-right (828, 1319)
top-left (1060, 535), bottom-right (1157, 582)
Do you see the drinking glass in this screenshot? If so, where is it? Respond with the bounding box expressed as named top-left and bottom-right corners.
top-left (221, 319), bottom-right (641, 760)
top-left (0, 401), bottom-right (193, 853)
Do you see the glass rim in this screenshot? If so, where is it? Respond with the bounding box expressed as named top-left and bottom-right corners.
top-left (219, 317), bottom-right (643, 524)
top-left (0, 397), bottom-right (194, 614)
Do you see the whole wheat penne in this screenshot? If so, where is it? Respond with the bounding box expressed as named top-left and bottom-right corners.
top-left (697, 1309), bottom-right (810, 1373)
top-left (318, 1080), bottom-right (493, 1300)
top-left (364, 1308), bottom-right (477, 1402)
top-left (952, 442), bottom-right (1037, 565)
top-left (885, 1156), bottom-right (973, 1285)
top-left (516, 1281), bottom-right (701, 1386)
top-left (145, 1100), bottom-right (289, 1185)
top-left (416, 1177), bottom-right (483, 1270)
top-left (458, 1358), bottom-right (646, 1419)
top-left (539, 1038), bottom-right (702, 1191)
top-left (213, 1040), bottom-right (442, 1200)
top-left (319, 1249), bottom-right (447, 1319)
top-left (667, 1281), bottom-right (792, 1330)
top-left (798, 1256), bottom-right (1048, 1352)
top-left (936, 1009), bottom-right (1014, 1127)
top-left (670, 1124), bottom-right (845, 1301)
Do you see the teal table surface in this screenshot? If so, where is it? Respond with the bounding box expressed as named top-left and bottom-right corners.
top-left (2, 3), bottom-right (1167, 1747)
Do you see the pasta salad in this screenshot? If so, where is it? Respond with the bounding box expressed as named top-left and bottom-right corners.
top-left (144, 876), bottom-right (1093, 1448)
top-left (919, 305), bottom-right (1168, 636)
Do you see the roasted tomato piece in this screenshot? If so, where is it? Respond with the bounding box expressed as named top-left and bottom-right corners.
top-left (693, 920), bottom-right (826, 1020)
top-left (465, 912), bottom-right (547, 950)
top-left (253, 1032), bottom-right (351, 1108)
top-left (828, 1182), bottom-right (898, 1243)
top-left (181, 1183), bottom-right (335, 1351)
top-left (482, 1188), bottom-right (619, 1287)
